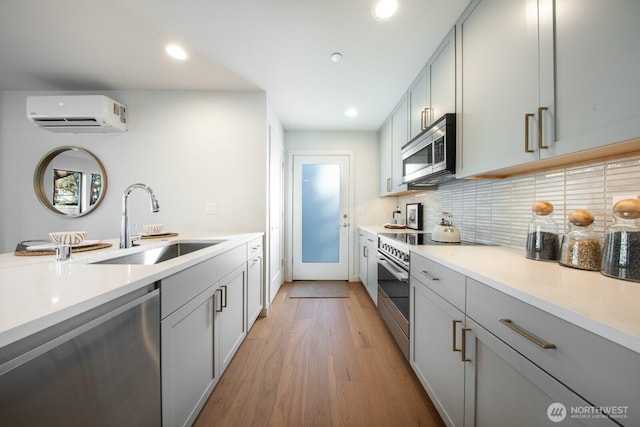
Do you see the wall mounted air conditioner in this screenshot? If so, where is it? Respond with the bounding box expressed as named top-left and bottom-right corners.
top-left (26, 95), bottom-right (128, 133)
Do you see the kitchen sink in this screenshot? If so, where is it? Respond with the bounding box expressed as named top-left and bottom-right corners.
top-left (92, 241), bottom-right (224, 265)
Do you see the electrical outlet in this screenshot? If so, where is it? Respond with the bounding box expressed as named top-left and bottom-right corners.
top-left (206, 202), bottom-right (218, 215)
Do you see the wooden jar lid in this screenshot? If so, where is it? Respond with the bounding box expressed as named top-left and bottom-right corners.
top-left (613, 199), bottom-right (640, 219)
top-left (532, 201), bottom-right (554, 215)
top-left (568, 210), bottom-right (595, 226)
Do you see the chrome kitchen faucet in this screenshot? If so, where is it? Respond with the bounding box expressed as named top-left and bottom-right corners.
top-left (120, 183), bottom-right (160, 249)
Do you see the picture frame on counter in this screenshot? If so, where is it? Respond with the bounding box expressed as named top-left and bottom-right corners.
top-left (406, 203), bottom-right (423, 230)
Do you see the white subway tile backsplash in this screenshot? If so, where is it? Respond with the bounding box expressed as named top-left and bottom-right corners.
top-left (398, 155), bottom-right (640, 249)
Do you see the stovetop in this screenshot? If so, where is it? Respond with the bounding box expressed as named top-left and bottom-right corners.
top-left (378, 232), bottom-right (481, 246)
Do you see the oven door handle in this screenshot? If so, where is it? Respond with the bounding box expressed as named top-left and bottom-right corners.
top-left (378, 256), bottom-right (409, 282)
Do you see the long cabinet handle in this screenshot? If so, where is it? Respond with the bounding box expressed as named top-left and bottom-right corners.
top-left (421, 109), bottom-right (426, 131)
top-left (420, 270), bottom-right (440, 281)
top-left (524, 113), bottom-right (535, 153)
top-left (461, 327), bottom-right (472, 362)
top-left (387, 178), bottom-right (392, 192)
top-left (215, 288), bottom-right (223, 312)
top-left (499, 319), bottom-right (556, 349)
top-left (452, 320), bottom-right (462, 352)
top-left (221, 285), bottom-right (228, 309)
top-left (537, 106), bottom-right (549, 149)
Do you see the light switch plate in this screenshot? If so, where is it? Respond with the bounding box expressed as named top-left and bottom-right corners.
top-left (206, 202), bottom-right (218, 215)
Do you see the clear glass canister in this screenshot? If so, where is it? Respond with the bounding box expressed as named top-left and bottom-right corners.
top-left (559, 210), bottom-right (602, 271)
top-left (525, 201), bottom-right (560, 261)
top-left (601, 199), bottom-right (640, 282)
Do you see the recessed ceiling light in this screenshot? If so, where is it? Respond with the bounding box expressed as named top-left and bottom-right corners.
top-left (331, 52), bottom-right (343, 62)
top-left (345, 108), bottom-right (358, 117)
top-left (372, 0), bottom-right (399, 21)
top-left (165, 44), bottom-right (188, 60)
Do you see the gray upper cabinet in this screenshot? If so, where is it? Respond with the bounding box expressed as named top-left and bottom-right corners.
top-left (380, 27), bottom-right (456, 195)
top-left (379, 96), bottom-right (409, 196)
top-left (391, 95), bottom-right (409, 194)
top-left (547, 0), bottom-right (640, 159)
top-left (427, 27), bottom-right (456, 129)
top-left (409, 28), bottom-right (456, 143)
top-left (379, 117), bottom-right (393, 196)
top-left (456, 0), bottom-right (640, 178)
top-left (408, 66), bottom-right (428, 141)
top-left (455, 0), bottom-right (545, 177)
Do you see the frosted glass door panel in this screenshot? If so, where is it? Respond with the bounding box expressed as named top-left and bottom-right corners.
top-left (293, 155), bottom-right (350, 280)
top-left (301, 163), bottom-right (340, 263)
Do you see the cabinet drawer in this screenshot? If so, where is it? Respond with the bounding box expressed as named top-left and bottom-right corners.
top-left (467, 278), bottom-right (640, 423)
top-left (410, 252), bottom-right (465, 311)
top-left (161, 245), bottom-right (246, 318)
top-left (247, 237), bottom-right (263, 260)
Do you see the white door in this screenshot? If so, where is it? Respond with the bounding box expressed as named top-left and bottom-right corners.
top-left (292, 155), bottom-right (350, 280)
top-left (268, 124), bottom-right (284, 303)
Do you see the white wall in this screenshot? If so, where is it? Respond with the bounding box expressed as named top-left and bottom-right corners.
top-left (284, 130), bottom-right (396, 281)
top-left (0, 90), bottom-right (268, 252)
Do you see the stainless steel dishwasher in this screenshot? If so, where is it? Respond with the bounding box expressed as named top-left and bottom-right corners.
top-left (0, 284), bottom-right (161, 426)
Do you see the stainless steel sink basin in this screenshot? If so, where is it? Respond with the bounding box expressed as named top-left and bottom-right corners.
top-left (93, 241), bottom-right (224, 265)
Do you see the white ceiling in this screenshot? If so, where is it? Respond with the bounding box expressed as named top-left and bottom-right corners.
top-left (0, 0), bottom-right (470, 131)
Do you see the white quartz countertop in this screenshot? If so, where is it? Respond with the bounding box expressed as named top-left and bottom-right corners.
top-left (359, 225), bottom-right (640, 354)
top-left (0, 232), bottom-right (263, 349)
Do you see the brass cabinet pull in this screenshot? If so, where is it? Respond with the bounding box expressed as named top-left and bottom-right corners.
top-left (424, 107), bottom-right (431, 129)
top-left (221, 285), bottom-right (228, 309)
top-left (215, 288), bottom-right (223, 312)
top-left (524, 113), bottom-right (535, 153)
top-left (452, 320), bottom-right (462, 352)
top-left (461, 327), bottom-right (472, 362)
top-left (537, 106), bottom-right (549, 149)
top-left (420, 270), bottom-right (440, 281)
top-left (499, 319), bottom-right (556, 349)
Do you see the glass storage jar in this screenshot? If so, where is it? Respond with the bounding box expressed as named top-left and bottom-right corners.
top-left (559, 210), bottom-right (601, 271)
top-left (601, 199), bottom-right (640, 282)
top-left (525, 201), bottom-right (560, 261)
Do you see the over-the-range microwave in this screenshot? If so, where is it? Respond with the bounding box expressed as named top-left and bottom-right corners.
top-left (401, 113), bottom-right (456, 188)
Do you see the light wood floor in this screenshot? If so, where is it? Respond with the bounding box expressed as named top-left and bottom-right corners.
top-left (194, 281), bottom-right (445, 427)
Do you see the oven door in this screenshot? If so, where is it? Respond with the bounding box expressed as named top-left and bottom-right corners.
top-left (377, 251), bottom-right (410, 359)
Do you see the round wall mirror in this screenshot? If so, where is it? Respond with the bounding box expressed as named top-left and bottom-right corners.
top-left (33, 146), bottom-right (108, 217)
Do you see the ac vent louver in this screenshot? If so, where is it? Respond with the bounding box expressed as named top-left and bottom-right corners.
top-left (26, 95), bottom-right (127, 133)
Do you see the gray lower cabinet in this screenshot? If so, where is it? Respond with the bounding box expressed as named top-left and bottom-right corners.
top-left (464, 317), bottom-right (613, 427)
top-left (365, 234), bottom-right (378, 305)
top-left (161, 244), bottom-right (248, 427)
top-left (467, 278), bottom-right (639, 426)
top-left (219, 264), bottom-right (247, 373)
top-left (358, 229), bottom-right (369, 288)
top-left (358, 228), bottom-right (378, 305)
top-left (410, 252), bottom-right (633, 426)
top-left (411, 279), bottom-right (465, 427)
top-left (162, 285), bottom-right (218, 427)
top-left (247, 237), bottom-right (263, 329)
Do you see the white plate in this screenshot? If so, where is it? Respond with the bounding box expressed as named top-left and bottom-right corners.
top-left (26, 240), bottom-right (101, 251)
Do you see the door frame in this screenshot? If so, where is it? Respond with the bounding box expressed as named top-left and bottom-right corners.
top-left (284, 149), bottom-right (355, 282)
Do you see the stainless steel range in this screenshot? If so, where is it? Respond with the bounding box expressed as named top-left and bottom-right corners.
top-left (377, 232), bottom-right (482, 359)
top-left (377, 233), bottom-right (412, 359)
